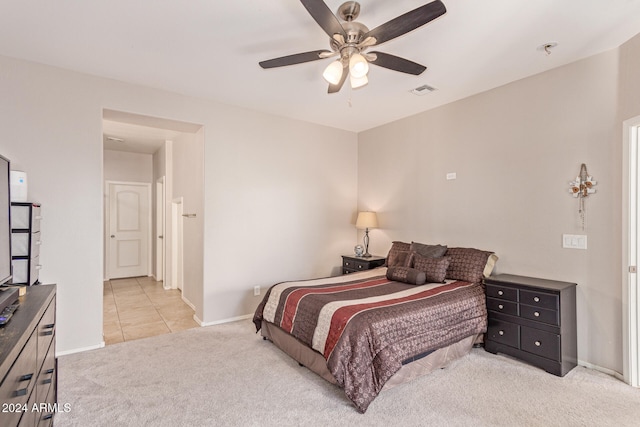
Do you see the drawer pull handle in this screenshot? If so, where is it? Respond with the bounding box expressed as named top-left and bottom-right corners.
top-left (534, 312), bottom-right (540, 317)
top-left (43, 378), bottom-right (52, 384)
top-left (44, 323), bottom-right (55, 329)
top-left (497, 290), bottom-right (504, 296)
top-left (498, 330), bottom-right (504, 336)
top-left (42, 330), bottom-right (54, 336)
top-left (15, 388), bottom-right (28, 397)
top-left (534, 296), bottom-right (540, 302)
top-left (46, 368), bottom-right (54, 375)
top-left (498, 304), bottom-right (504, 310)
top-left (20, 373), bottom-right (33, 382)
top-left (42, 414), bottom-right (53, 420)
top-left (535, 341), bottom-right (541, 347)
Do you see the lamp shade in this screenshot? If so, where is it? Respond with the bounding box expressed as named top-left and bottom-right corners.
top-left (356, 211), bottom-right (378, 229)
top-left (350, 74), bottom-right (368, 89)
top-left (349, 53), bottom-right (369, 79)
top-left (323, 60), bottom-right (344, 85)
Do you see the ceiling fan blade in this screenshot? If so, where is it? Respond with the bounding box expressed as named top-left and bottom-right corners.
top-left (259, 50), bottom-right (332, 69)
top-left (328, 65), bottom-right (349, 94)
top-left (363, 0), bottom-right (446, 47)
top-left (300, 0), bottom-right (347, 39)
top-left (368, 51), bottom-right (426, 75)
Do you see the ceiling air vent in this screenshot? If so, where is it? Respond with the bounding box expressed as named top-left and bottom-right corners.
top-left (410, 84), bottom-right (437, 96)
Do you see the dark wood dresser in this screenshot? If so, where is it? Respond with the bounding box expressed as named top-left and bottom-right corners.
top-left (484, 274), bottom-right (577, 376)
top-left (341, 255), bottom-right (385, 274)
top-left (0, 285), bottom-right (56, 427)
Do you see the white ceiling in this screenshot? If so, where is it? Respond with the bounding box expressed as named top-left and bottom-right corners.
top-left (2, 0), bottom-right (640, 134)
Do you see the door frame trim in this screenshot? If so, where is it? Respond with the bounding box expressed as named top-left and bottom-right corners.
top-left (623, 115), bottom-right (640, 387)
top-left (104, 180), bottom-right (153, 280)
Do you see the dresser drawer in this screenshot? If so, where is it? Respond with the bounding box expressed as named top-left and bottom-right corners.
top-left (0, 331), bottom-right (37, 427)
top-left (36, 343), bottom-right (56, 405)
top-left (487, 318), bottom-right (519, 348)
top-left (521, 326), bottom-right (561, 361)
top-left (486, 297), bottom-right (518, 316)
top-left (485, 284), bottom-right (518, 302)
top-left (37, 297), bottom-right (56, 371)
top-left (343, 258), bottom-right (367, 271)
top-left (520, 289), bottom-right (558, 311)
top-left (520, 304), bottom-right (559, 326)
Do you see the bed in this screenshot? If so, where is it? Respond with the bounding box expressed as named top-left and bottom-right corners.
top-left (253, 242), bottom-right (497, 412)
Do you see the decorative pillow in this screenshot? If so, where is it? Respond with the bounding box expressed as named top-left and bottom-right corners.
top-left (484, 253), bottom-right (499, 277)
top-left (409, 242), bottom-right (448, 258)
top-left (445, 247), bottom-right (497, 283)
top-left (413, 254), bottom-right (450, 283)
top-left (386, 266), bottom-right (427, 286)
top-left (386, 241), bottom-right (411, 267)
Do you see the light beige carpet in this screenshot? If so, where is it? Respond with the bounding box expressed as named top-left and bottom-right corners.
top-left (56, 320), bottom-right (640, 426)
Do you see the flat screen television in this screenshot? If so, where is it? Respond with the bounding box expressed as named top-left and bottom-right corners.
top-left (0, 155), bottom-right (11, 285)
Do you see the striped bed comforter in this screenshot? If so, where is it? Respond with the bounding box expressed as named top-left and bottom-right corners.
top-left (253, 268), bottom-right (487, 413)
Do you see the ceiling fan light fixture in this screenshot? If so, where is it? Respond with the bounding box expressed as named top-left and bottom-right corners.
top-left (350, 74), bottom-right (368, 89)
top-left (323, 60), bottom-right (344, 85)
top-left (349, 53), bottom-right (369, 79)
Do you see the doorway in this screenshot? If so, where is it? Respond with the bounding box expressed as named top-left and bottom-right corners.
top-left (156, 177), bottom-right (165, 282)
top-left (102, 109), bottom-right (205, 345)
top-left (105, 181), bottom-right (151, 279)
top-left (623, 115), bottom-right (640, 387)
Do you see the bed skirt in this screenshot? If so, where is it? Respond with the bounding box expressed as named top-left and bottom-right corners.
top-left (261, 319), bottom-right (481, 392)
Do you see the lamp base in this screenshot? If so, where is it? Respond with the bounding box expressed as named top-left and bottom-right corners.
top-left (363, 228), bottom-right (371, 258)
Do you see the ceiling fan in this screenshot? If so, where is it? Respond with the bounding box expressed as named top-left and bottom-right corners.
top-left (259, 0), bottom-right (447, 93)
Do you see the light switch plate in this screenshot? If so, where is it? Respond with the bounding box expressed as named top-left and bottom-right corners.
top-left (446, 172), bottom-right (457, 180)
top-left (562, 234), bottom-right (587, 250)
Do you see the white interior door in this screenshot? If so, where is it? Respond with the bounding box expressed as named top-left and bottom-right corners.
top-left (156, 177), bottom-right (165, 281)
top-left (624, 117), bottom-right (640, 388)
top-left (108, 182), bottom-right (151, 279)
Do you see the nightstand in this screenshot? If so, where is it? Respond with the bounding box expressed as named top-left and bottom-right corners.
top-left (341, 255), bottom-right (386, 274)
top-left (484, 274), bottom-right (577, 376)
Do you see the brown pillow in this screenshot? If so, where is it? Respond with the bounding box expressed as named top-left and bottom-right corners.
top-left (410, 242), bottom-right (447, 258)
top-left (386, 241), bottom-right (411, 267)
top-left (386, 266), bottom-right (427, 285)
top-left (445, 247), bottom-right (496, 283)
top-left (413, 254), bottom-right (450, 283)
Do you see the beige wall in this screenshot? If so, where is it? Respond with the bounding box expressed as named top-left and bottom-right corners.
top-left (172, 130), bottom-right (204, 315)
top-left (359, 49), bottom-right (622, 372)
top-left (0, 54), bottom-right (358, 354)
top-left (103, 150), bottom-right (153, 183)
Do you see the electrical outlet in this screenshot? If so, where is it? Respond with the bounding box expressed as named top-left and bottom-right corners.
top-left (253, 286), bottom-right (260, 296)
top-left (446, 172), bottom-right (457, 180)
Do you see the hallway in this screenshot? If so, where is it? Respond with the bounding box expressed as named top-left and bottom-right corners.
top-left (103, 276), bottom-right (199, 345)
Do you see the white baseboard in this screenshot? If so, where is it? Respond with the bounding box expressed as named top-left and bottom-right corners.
top-left (181, 295), bottom-right (196, 311)
top-left (56, 341), bottom-right (105, 357)
top-left (197, 314), bottom-right (253, 327)
top-left (578, 359), bottom-right (625, 382)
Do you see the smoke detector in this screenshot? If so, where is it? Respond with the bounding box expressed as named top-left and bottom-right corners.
top-left (410, 84), bottom-right (437, 96)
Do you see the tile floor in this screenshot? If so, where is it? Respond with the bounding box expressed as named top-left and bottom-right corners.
top-left (103, 276), bottom-right (199, 345)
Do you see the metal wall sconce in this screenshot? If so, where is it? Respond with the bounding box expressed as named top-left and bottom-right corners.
top-left (569, 163), bottom-right (596, 230)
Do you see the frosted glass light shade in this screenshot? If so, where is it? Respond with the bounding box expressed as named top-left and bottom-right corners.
top-left (349, 53), bottom-right (369, 78)
top-left (323, 60), bottom-right (343, 85)
top-left (350, 74), bottom-right (368, 89)
top-left (356, 211), bottom-right (378, 229)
